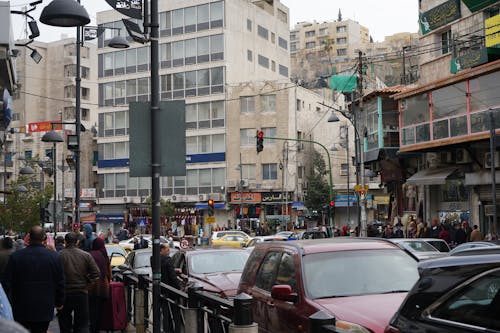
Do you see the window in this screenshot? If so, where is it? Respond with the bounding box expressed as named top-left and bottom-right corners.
top-left (290, 43), bottom-right (297, 52)
top-left (258, 55), bottom-right (269, 68)
top-left (64, 64), bottom-right (76, 77)
top-left (240, 96), bottom-right (255, 113)
top-left (337, 48), bottom-right (347, 56)
top-left (290, 32), bottom-right (298, 41)
top-left (210, 34), bottom-right (224, 61)
top-left (257, 25), bottom-right (268, 40)
top-left (172, 8), bottom-right (184, 35)
top-left (271, 32), bottom-right (276, 44)
top-left (185, 39), bottom-right (196, 65)
top-left (261, 95), bottom-right (276, 112)
top-left (255, 252), bottom-right (281, 291)
top-left (160, 11), bottom-right (171, 36)
top-left (336, 26), bottom-right (346, 33)
top-left (442, 30), bottom-right (452, 54)
top-left (197, 36), bottom-right (209, 63)
top-left (306, 42), bottom-right (316, 49)
top-left (276, 253), bottom-right (297, 292)
top-left (185, 6), bottom-right (196, 33)
top-left (336, 37), bottom-right (347, 44)
top-left (319, 27), bottom-right (328, 35)
top-left (278, 37), bottom-right (288, 50)
top-left (279, 64), bottom-right (288, 77)
top-left (271, 60), bottom-right (276, 72)
top-left (197, 4), bottom-right (209, 30)
top-left (340, 163), bottom-right (348, 176)
top-left (247, 49), bottom-right (253, 62)
top-left (277, 9), bottom-right (287, 23)
top-left (210, 1), bottom-right (224, 28)
top-left (261, 127), bottom-right (276, 143)
top-left (296, 99), bottom-right (301, 111)
top-left (242, 164), bottom-right (256, 180)
top-left (240, 128), bottom-right (255, 146)
top-left (262, 163), bottom-right (277, 180)
top-left (305, 30), bottom-right (315, 38)
top-left (81, 87), bottom-right (89, 100)
top-left (247, 19), bottom-right (252, 31)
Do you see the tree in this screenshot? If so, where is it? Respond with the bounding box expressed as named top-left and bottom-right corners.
top-left (304, 150), bottom-right (331, 212)
top-left (144, 196), bottom-right (175, 219)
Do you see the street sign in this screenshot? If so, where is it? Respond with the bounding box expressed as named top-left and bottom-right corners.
top-left (137, 218), bottom-right (147, 228)
top-left (205, 216), bottom-right (216, 224)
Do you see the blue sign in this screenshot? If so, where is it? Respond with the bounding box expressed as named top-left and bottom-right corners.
top-left (137, 218), bottom-right (147, 227)
top-left (96, 214), bottom-right (124, 224)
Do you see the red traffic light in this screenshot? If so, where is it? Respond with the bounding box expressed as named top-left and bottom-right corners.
top-left (208, 199), bottom-right (214, 206)
top-left (257, 131), bottom-right (264, 138)
top-left (329, 200), bottom-right (335, 207)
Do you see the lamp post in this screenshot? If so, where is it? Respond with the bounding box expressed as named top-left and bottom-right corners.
top-left (42, 130), bottom-right (64, 234)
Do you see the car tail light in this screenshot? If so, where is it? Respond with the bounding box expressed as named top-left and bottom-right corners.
top-left (384, 325), bottom-right (400, 333)
top-left (334, 320), bottom-right (371, 333)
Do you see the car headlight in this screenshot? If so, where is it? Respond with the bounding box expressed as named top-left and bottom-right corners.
top-left (334, 320), bottom-right (372, 333)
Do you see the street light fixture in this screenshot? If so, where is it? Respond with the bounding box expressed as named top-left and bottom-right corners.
top-left (19, 166), bottom-right (35, 175)
top-left (40, 0), bottom-right (90, 27)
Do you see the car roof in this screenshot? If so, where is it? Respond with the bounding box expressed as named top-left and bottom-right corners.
top-left (419, 253), bottom-right (500, 269)
top-left (254, 238), bottom-right (402, 255)
top-left (180, 247), bottom-right (248, 253)
top-left (449, 246), bottom-right (500, 256)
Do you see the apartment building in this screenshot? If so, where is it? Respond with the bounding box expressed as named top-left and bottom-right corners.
top-left (394, 0), bottom-right (500, 235)
top-left (3, 37), bottom-right (98, 230)
top-left (95, 0), bottom-right (294, 231)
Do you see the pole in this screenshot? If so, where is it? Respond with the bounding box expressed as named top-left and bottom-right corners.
top-left (346, 128), bottom-right (350, 226)
top-left (358, 50), bottom-right (368, 237)
top-left (150, 0), bottom-right (161, 330)
top-left (75, 17), bottom-right (81, 227)
top-left (239, 152), bottom-right (243, 230)
top-left (284, 142), bottom-right (289, 229)
top-left (52, 143), bottom-right (57, 235)
top-left (3, 133), bottom-right (7, 234)
top-left (489, 111), bottom-right (498, 238)
top-left (402, 46), bottom-right (406, 85)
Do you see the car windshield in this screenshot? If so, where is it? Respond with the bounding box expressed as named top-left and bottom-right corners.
top-left (106, 246), bottom-right (127, 257)
top-left (134, 251), bottom-right (152, 268)
top-left (401, 241), bottom-right (438, 252)
top-left (189, 251), bottom-right (249, 274)
top-left (303, 249), bottom-right (419, 298)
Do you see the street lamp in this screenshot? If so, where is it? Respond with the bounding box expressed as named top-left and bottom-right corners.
top-left (42, 130), bottom-right (64, 234)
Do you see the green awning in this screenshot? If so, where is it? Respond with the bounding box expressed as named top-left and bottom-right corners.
top-left (462, 0), bottom-right (497, 12)
top-left (330, 75), bottom-right (358, 93)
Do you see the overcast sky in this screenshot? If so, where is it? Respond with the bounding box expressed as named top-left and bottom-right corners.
top-left (10, 0), bottom-right (418, 43)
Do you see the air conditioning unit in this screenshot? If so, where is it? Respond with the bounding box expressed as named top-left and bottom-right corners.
top-left (227, 179), bottom-right (237, 188)
top-left (241, 179), bottom-right (249, 188)
top-left (171, 195), bottom-right (178, 202)
top-left (485, 152), bottom-right (500, 169)
top-left (198, 194), bottom-right (208, 201)
top-left (455, 148), bottom-right (471, 164)
top-left (426, 152), bottom-right (440, 168)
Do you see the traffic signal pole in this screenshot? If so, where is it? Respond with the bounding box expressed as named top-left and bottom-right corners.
top-left (259, 135), bottom-right (334, 226)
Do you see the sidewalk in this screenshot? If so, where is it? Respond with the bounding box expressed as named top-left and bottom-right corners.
top-left (47, 318), bottom-right (136, 333)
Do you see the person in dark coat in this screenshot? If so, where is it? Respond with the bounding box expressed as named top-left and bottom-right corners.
top-left (160, 243), bottom-right (180, 333)
top-left (2, 226), bottom-right (65, 333)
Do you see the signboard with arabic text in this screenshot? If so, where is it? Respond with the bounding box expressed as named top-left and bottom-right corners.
top-left (261, 192), bottom-right (293, 203)
top-left (419, 0), bottom-right (461, 35)
top-left (485, 14), bottom-right (500, 48)
top-left (105, 0), bottom-right (142, 19)
top-left (450, 48), bottom-right (488, 74)
top-left (230, 192), bottom-right (262, 204)
top-left (28, 121), bottom-right (63, 133)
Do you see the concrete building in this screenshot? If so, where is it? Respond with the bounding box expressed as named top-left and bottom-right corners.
top-left (95, 0), bottom-right (294, 234)
top-left (393, 0), bottom-right (500, 236)
top-left (3, 37), bottom-right (98, 230)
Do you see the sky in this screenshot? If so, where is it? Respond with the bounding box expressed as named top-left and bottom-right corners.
top-left (9, 0), bottom-right (419, 43)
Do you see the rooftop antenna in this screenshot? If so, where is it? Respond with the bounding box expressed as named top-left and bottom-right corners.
top-left (338, 8), bottom-right (342, 22)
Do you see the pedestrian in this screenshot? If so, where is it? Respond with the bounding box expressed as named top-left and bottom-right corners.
top-left (393, 223), bottom-right (404, 238)
top-left (454, 223), bottom-right (467, 245)
top-left (88, 238), bottom-right (111, 333)
top-left (58, 232), bottom-right (100, 333)
top-left (55, 236), bottom-right (65, 252)
top-left (160, 243), bottom-right (180, 333)
top-left (0, 237), bottom-right (15, 280)
top-left (2, 226), bottom-right (65, 333)
top-left (139, 235), bottom-right (148, 249)
top-left (470, 225), bottom-right (483, 242)
top-left (382, 225), bottom-right (393, 238)
top-left (0, 282), bottom-right (13, 320)
top-left (430, 219), bottom-right (440, 238)
top-left (439, 225), bottom-right (451, 245)
top-left (82, 224), bottom-right (95, 252)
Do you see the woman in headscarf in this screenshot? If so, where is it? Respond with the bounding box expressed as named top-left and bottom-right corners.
top-left (82, 224), bottom-right (96, 252)
top-left (88, 237), bottom-right (111, 333)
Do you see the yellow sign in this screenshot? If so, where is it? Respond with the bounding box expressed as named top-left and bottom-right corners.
top-left (354, 184), bottom-right (369, 193)
top-left (374, 195), bottom-right (390, 205)
top-left (486, 14), bottom-right (500, 47)
top-left (205, 216), bottom-right (216, 224)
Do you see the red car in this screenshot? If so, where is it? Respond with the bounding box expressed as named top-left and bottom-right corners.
top-left (171, 247), bottom-right (249, 298)
top-left (238, 238), bottom-right (419, 333)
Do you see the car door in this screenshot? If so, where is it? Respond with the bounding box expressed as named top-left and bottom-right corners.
top-left (267, 251), bottom-right (303, 333)
top-left (251, 251), bottom-right (281, 333)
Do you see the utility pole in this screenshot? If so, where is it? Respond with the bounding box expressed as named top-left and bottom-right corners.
top-left (489, 111), bottom-right (498, 238)
top-left (358, 50), bottom-right (368, 237)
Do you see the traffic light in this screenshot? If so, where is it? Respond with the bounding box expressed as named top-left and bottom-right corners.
top-left (208, 199), bottom-right (215, 216)
top-left (256, 130), bottom-right (264, 153)
top-left (40, 207), bottom-right (51, 225)
top-left (329, 200), bottom-right (335, 208)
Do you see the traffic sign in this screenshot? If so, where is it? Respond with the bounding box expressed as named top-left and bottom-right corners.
top-left (205, 216), bottom-right (216, 224)
top-left (137, 218), bottom-right (147, 227)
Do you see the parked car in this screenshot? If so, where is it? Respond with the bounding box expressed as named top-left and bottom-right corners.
top-left (298, 230), bottom-right (328, 239)
top-left (105, 244), bottom-right (128, 267)
top-left (385, 251), bottom-right (500, 333)
top-left (117, 245), bottom-right (178, 276)
top-left (449, 240), bottom-right (500, 255)
top-left (419, 238), bottom-right (451, 252)
top-left (386, 239), bottom-right (447, 261)
top-left (210, 230), bottom-right (251, 241)
top-left (118, 234), bottom-right (169, 251)
top-left (171, 247), bottom-right (250, 298)
top-left (211, 234), bottom-right (250, 248)
top-left (274, 231), bottom-right (300, 240)
top-left (238, 238), bottom-right (419, 333)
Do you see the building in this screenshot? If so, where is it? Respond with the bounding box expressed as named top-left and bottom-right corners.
top-left (393, 0), bottom-right (500, 236)
top-left (5, 37), bottom-right (98, 231)
top-left (95, 0), bottom-right (294, 235)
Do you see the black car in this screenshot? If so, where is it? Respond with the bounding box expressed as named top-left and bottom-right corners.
top-left (385, 251), bottom-right (500, 333)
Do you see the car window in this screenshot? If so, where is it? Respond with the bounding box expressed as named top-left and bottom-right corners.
top-left (275, 252), bottom-right (297, 292)
top-left (255, 251), bottom-right (281, 292)
top-left (431, 269), bottom-right (500, 330)
top-left (427, 241), bottom-right (449, 252)
top-left (402, 241), bottom-right (437, 252)
top-left (189, 251), bottom-right (249, 274)
top-left (135, 252), bottom-right (152, 268)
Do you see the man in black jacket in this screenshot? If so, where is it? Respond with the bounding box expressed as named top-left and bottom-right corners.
top-left (3, 226), bottom-right (65, 333)
top-left (160, 243), bottom-right (180, 333)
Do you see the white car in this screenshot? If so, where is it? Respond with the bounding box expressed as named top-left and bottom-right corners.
top-left (210, 230), bottom-right (250, 241)
top-left (119, 234), bottom-right (169, 251)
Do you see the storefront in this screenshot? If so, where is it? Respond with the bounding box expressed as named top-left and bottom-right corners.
top-left (95, 213), bottom-right (125, 235)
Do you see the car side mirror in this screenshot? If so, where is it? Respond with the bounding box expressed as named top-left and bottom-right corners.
top-left (175, 268), bottom-right (182, 275)
top-left (271, 284), bottom-right (298, 303)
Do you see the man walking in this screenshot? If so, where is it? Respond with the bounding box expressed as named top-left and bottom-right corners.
top-left (2, 226), bottom-right (65, 333)
top-left (160, 243), bottom-right (180, 333)
top-left (58, 232), bottom-right (100, 333)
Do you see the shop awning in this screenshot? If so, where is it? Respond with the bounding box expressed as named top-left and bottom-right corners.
top-left (465, 170), bottom-right (500, 185)
top-left (406, 167), bottom-right (458, 185)
top-left (194, 202), bottom-right (225, 209)
top-left (292, 201), bottom-right (306, 210)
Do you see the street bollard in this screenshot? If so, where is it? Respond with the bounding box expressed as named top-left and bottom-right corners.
top-left (122, 271), bottom-right (134, 322)
top-left (184, 283), bottom-right (203, 333)
top-left (309, 310), bottom-right (336, 333)
top-left (134, 274), bottom-right (148, 333)
top-left (229, 293), bottom-right (258, 333)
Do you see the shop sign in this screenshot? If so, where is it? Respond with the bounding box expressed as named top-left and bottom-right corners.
top-left (450, 47), bottom-right (488, 74)
top-left (419, 0), bottom-right (460, 35)
top-left (486, 14), bottom-right (500, 48)
top-left (374, 195), bottom-right (390, 205)
top-left (261, 192), bottom-right (293, 203)
top-left (462, 0), bottom-right (497, 12)
top-left (28, 121), bottom-right (63, 133)
top-left (230, 192), bottom-right (262, 203)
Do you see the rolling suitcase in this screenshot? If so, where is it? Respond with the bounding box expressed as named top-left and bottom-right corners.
top-left (100, 281), bottom-right (127, 331)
